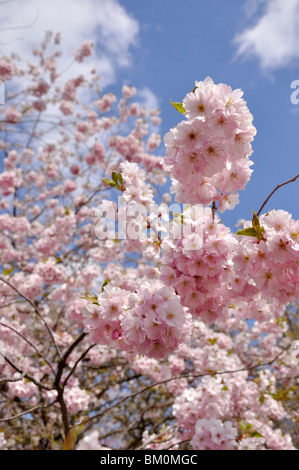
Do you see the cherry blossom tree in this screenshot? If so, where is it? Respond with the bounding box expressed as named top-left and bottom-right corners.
top-left (0, 33), bottom-right (298, 451)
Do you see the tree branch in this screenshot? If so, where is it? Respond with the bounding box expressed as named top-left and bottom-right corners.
top-left (0, 321), bottom-right (55, 374)
top-left (257, 173), bottom-right (299, 216)
top-left (0, 276), bottom-right (60, 358)
top-left (1, 353), bottom-right (52, 391)
top-left (82, 343), bottom-right (292, 427)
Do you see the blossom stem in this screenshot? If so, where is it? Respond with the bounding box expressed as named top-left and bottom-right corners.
top-left (257, 173), bottom-right (299, 216)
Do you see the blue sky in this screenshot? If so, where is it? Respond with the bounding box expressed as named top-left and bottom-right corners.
top-left (1, 0), bottom-right (299, 229)
top-left (117, 0), bottom-right (299, 228)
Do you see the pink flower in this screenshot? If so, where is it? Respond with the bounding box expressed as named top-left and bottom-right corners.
top-left (122, 84), bottom-right (137, 98)
top-left (164, 77), bottom-right (256, 209)
top-left (74, 40), bottom-right (94, 62)
top-left (64, 180), bottom-right (77, 193)
top-left (5, 107), bottom-right (22, 124)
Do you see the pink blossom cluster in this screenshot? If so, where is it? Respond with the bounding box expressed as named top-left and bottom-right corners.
top-left (232, 210), bottom-right (299, 303)
top-left (60, 100), bottom-right (73, 116)
top-left (4, 150), bottom-right (20, 170)
top-left (7, 378), bottom-right (38, 400)
top-left (5, 107), bottom-right (22, 125)
top-left (45, 384), bottom-right (90, 415)
top-left (31, 79), bottom-right (50, 98)
top-left (0, 57), bottom-right (15, 80)
top-left (169, 321), bottom-right (295, 450)
top-left (77, 430), bottom-right (110, 450)
top-left (161, 208), bottom-right (237, 322)
top-left (109, 130), bottom-right (163, 172)
top-left (0, 432), bottom-right (6, 450)
top-left (141, 429), bottom-right (180, 450)
top-left (16, 273), bottom-right (44, 300)
top-left (73, 40), bottom-right (94, 63)
top-left (65, 298), bottom-right (87, 327)
top-left (62, 75), bottom-right (84, 101)
top-left (120, 161), bottom-right (155, 208)
top-left (122, 84), bottom-right (137, 99)
top-left (63, 386), bottom-right (90, 414)
top-left (121, 282), bottom-right (191, 358)
top-left (83, 282), bottom-right (191, 359)
top-left (0, 214), bottom-right (30, 233)
top-left (0, 34), bottom-right (298, 450)
top-left (0, 170), bottom-right (22, 196)
top-left (161, 207), bottom-right (299, 322)
top-left (33, 258), bottom-right (67, 285)
top-left (95, 93), bottom-right (117, 112)
top-left (190, 418), bottom-right (238, 450)
top-left (85, 142), bottom-right (106, 166)
top-left (127, 316), bottom-right (296, 450)
top-left (164, 77), bottom-right (256, 210)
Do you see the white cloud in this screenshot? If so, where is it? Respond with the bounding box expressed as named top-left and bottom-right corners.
top-left (234, 0), bottom-right (299, 71)
top-left (0, 0), bottom-right (139, 86)
top-left (138, 87), bottom-right (160, 111)
top-left (243, 0), bottom-right (267, 19)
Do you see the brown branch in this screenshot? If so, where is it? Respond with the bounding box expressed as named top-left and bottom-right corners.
top-left (167, 439), bottom-right (191, 450)
top-left (62, 344), bottom-right (95, 389)
top-left (0, 375), bottom-right (24, 385)
top-left (212, 200), bottom-right (217, 220)
top-left (54, 332), bottom-right (87, 388)
top-left (0, 400), bottom-right (56, 423)
top-left (0, 276), bottom-right (60, 358)
top-left (0, 321), bottom-right (55, 375)
top-left (56, 388), bottom-right (69, 437)
top-left (136, 424), bottom-right (177, 450)
top-left (82, 342), bottom-right (292, 428)
top-left (53, 332), bottom-right (88, 437)
top-left (0, 8), bottom-right (39, 32)
top-left (257, 173), bottom-right (299, 216)
top-left (1, 354), bottom-right (52, 391)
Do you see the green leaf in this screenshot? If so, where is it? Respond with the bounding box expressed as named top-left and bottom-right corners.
top-left (250, 431), bottom-right (264, 438)
top-left (118, 173), bottom-right (123, 185)
top-left (80, 293), bottom-right (99, 305)
top-left (252, 210), bottom-right (266, 240)
top-left (170, 100), bottom-right (185, 115)
top-left (101, 278), bottom-right (111, 292)
top-left (61, 419), bottom-right (87, 450)
top-left (102, 178), bottom-right (112, 185)
top-left (2, 267), bottom-right (15, 275)
top-left (252, 210), bottom-right (260, 233)
top-left (101, 178), bottom-right (117, 188)
top-left (112, 172), bottom-right (118, 184)
top-left (239, 421), bottom-right (245, 433)
top-left (246, 423), bottom-right (253, 433)
top-left (208, 338), bottom-right (218, 345)
top-left (236, 227), bottom-right (260, 238)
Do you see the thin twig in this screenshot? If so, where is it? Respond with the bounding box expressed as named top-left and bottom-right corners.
top-left (0, 374), bottom-right (25, 385)
top-left (257, 173), bottom-right (299, 216)
top-left (0, 321), bottom-right (55, 374)
top-left (167, 439), bottom-right (191, 450)
top-left (54, 332), bottom-right (87, 388)
top-left (53, 332), bottom-right (88, 437)
top-left (0, 400), bottom-right (56, 423)
top-left (81, 343), bottom-right (291, 427)
top-left (0, 276), bottom-right (60, 357)
top-left (62, 344), bottom-right (95, 389)
top-left (1, 354), bottom-right (52, 391)
top-left (212, 200), bottom-right (217, 220)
